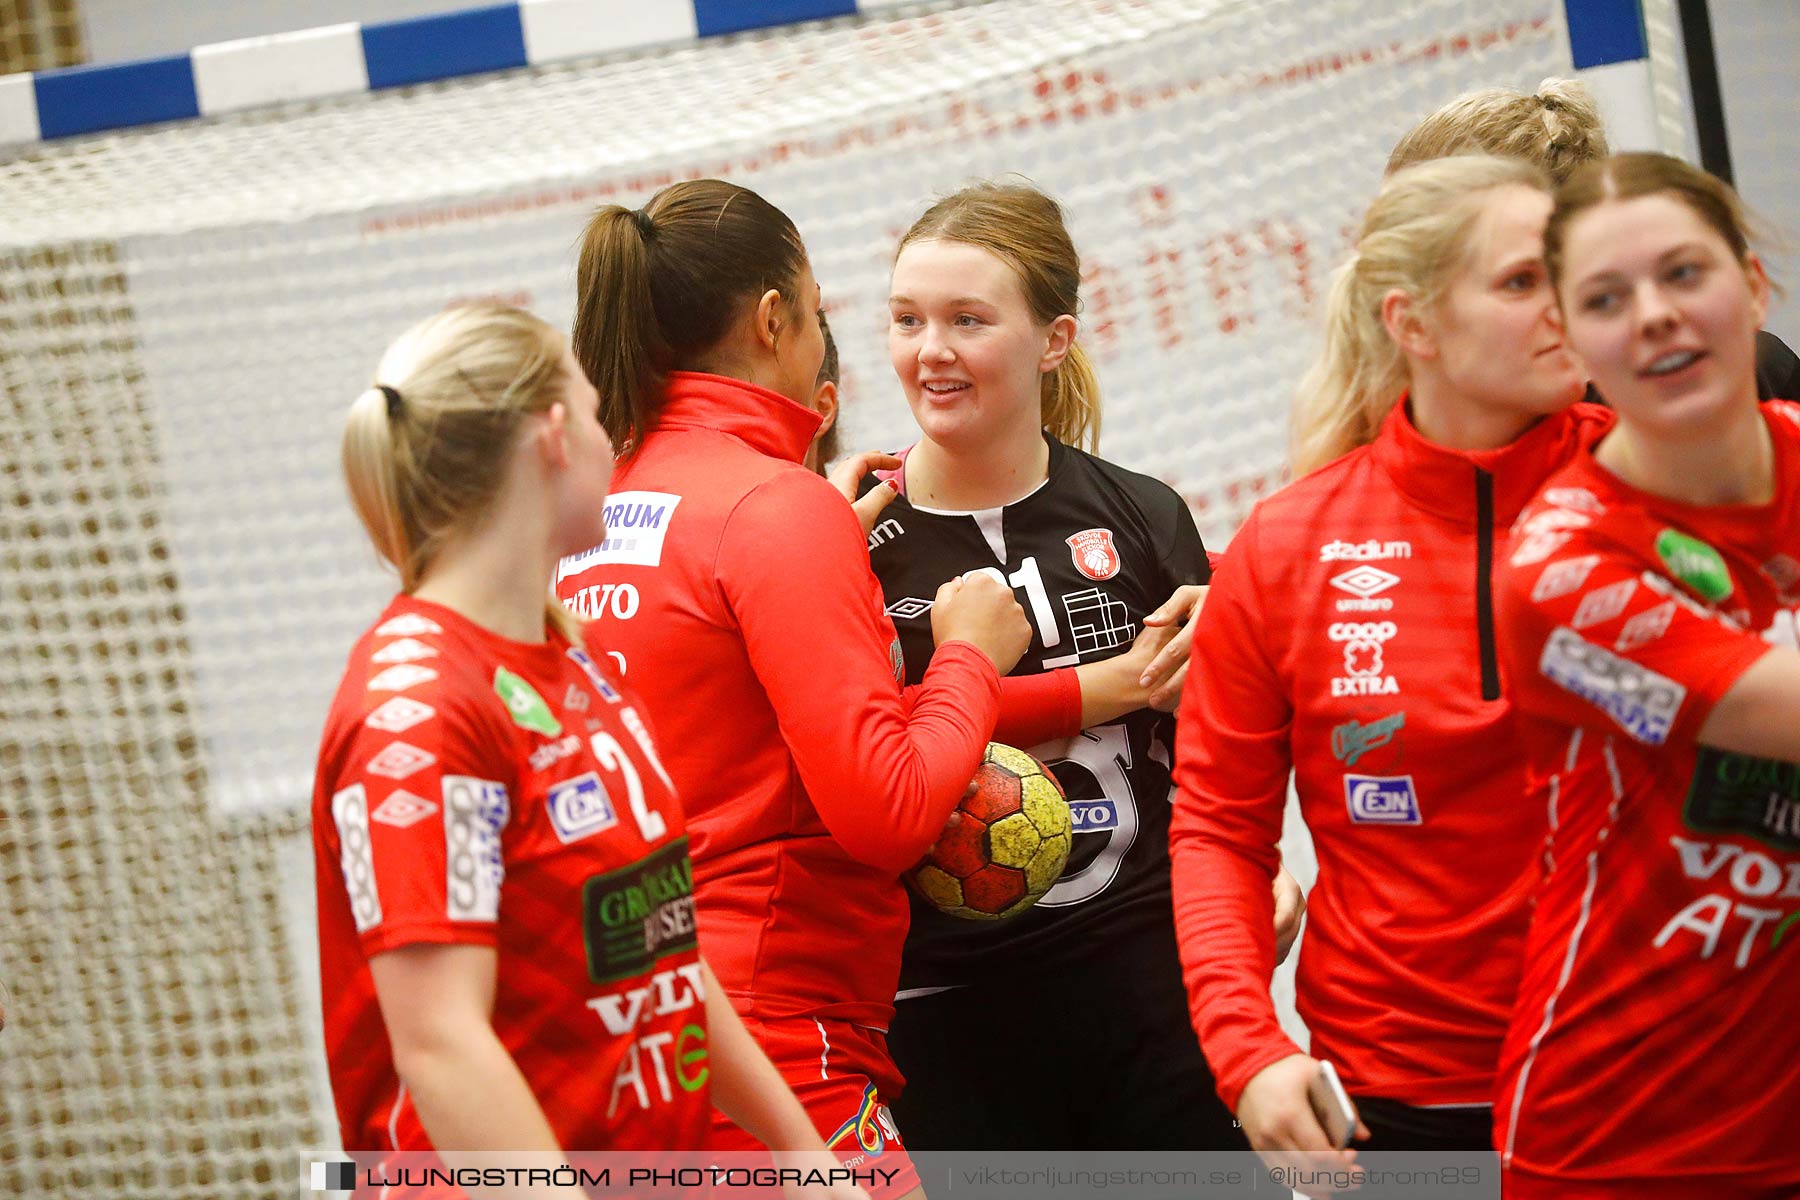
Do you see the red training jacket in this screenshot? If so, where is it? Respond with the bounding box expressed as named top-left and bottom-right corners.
top-left (556, 373), bottom-right (1077, 1030)
top-left (1170, 400), bottom-right (1613, 1111)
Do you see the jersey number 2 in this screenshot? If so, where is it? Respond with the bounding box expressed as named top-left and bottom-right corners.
top-left (589, 731), bottom-right (667, 843)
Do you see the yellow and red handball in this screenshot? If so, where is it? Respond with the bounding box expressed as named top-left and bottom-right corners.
top-left (904, 743), bottom-right (1074, 920)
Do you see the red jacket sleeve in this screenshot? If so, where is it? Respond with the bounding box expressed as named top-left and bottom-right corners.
top-left (717, 470), bottom-right (1002, 876)
top-left (905, 669), bottom-right (1081, 750)
top-left (1168, 514), bottom-right (1303, 1111)
top-left (1496, 533), bottom-right (1772, 747)
top-left (994, 669), bottom-right (1082, 747)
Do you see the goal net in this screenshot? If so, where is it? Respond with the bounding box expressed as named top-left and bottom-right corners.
top-left (0, 0), bottom-right (1569, 1193)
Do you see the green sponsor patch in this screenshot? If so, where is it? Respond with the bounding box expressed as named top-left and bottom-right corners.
top-left (1655, 528), bottom-right (1733, 604)
top-left (1683, 748), bottom-right (1800, 852)
top-left (582, 837), bottom-right (698, 983)
top-left (493, 666), bottom-right (561, 736)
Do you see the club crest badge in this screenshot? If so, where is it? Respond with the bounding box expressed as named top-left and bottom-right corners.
top-left (1065, 528), bottom-right (1121, 581)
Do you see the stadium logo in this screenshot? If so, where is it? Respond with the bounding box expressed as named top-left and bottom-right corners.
top-left (549, 772), bottom-right (617, 843)
top-left (1065, 528), bottom-right (1122, 581)
top-left (1329, 566), bottom-right (1399, 611)
top-left (1344, 774), bottom-right (1421, 824)
top-left (529, 734), bottom-right (582, 772)
top-left (1319, 539), bottom-right (1411, 563)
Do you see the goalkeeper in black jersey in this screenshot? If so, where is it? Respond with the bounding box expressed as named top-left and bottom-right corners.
top-left (863, 182), bottom-right (1300, 1150)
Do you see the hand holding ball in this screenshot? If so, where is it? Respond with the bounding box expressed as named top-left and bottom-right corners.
top-left (904, 743), bottom-right (1073, 920)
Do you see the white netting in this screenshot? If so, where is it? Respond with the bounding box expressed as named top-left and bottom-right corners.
top-left (0, 1), bottom-right (1568, 1194)
top-left (1708, 0), bottom-right (1800, 350)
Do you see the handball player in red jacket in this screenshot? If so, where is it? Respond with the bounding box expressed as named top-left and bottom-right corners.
top-left (557, 179), bottom-right (1188, 1196)
top-left (313, 303), bottom-right (865, 1199)
top-left (1493, 153), bottom-right (1800, 1200)
top-left (1170, 155), bottom-right (1608, 1164)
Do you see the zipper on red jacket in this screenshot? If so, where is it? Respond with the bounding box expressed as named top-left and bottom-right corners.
top-left (1475, 468), bottom-right (1500, 701)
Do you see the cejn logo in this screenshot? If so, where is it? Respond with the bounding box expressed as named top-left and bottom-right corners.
top-left (1344, 774), bottom-right (1421, 824)
top-left (1329, 565), bottom-right (1399, 612)
top-left (548, 771), bottom-right (618, 843)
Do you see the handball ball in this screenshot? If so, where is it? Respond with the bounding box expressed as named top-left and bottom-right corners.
top-left (904, 743), bottom-right (1073, 920)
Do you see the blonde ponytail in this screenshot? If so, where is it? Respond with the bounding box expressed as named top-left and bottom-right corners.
top-left (342, 385), bottom-right (409, 577)
top-left (1387, 77), bottom-right (1608, 185)
top-left (1042, 339), bottom-right (1102, 452)
top-left (343, 302), bottom-right (582, 642)
top-left (1290, 155), bottom-right (1549, 475)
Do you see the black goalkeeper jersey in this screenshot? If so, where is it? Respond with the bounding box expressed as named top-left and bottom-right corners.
top-left (862, 435), bottom-right (1211, 990)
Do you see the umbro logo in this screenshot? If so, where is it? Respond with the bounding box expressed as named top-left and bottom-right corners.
top-left (1329, 566), bottom-right (1400, 599)
top-left (885, 596), bottom-right (934, 620)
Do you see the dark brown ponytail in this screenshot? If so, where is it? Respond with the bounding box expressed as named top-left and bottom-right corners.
top-left (574, 179), bottom-right (808, 453)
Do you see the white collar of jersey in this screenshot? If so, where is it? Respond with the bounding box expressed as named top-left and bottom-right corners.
top-left (907, 474), bottom-right (1052, 518)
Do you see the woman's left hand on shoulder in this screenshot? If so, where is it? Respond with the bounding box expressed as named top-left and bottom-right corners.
top-left (825, 450), bottom-right (904, 539)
